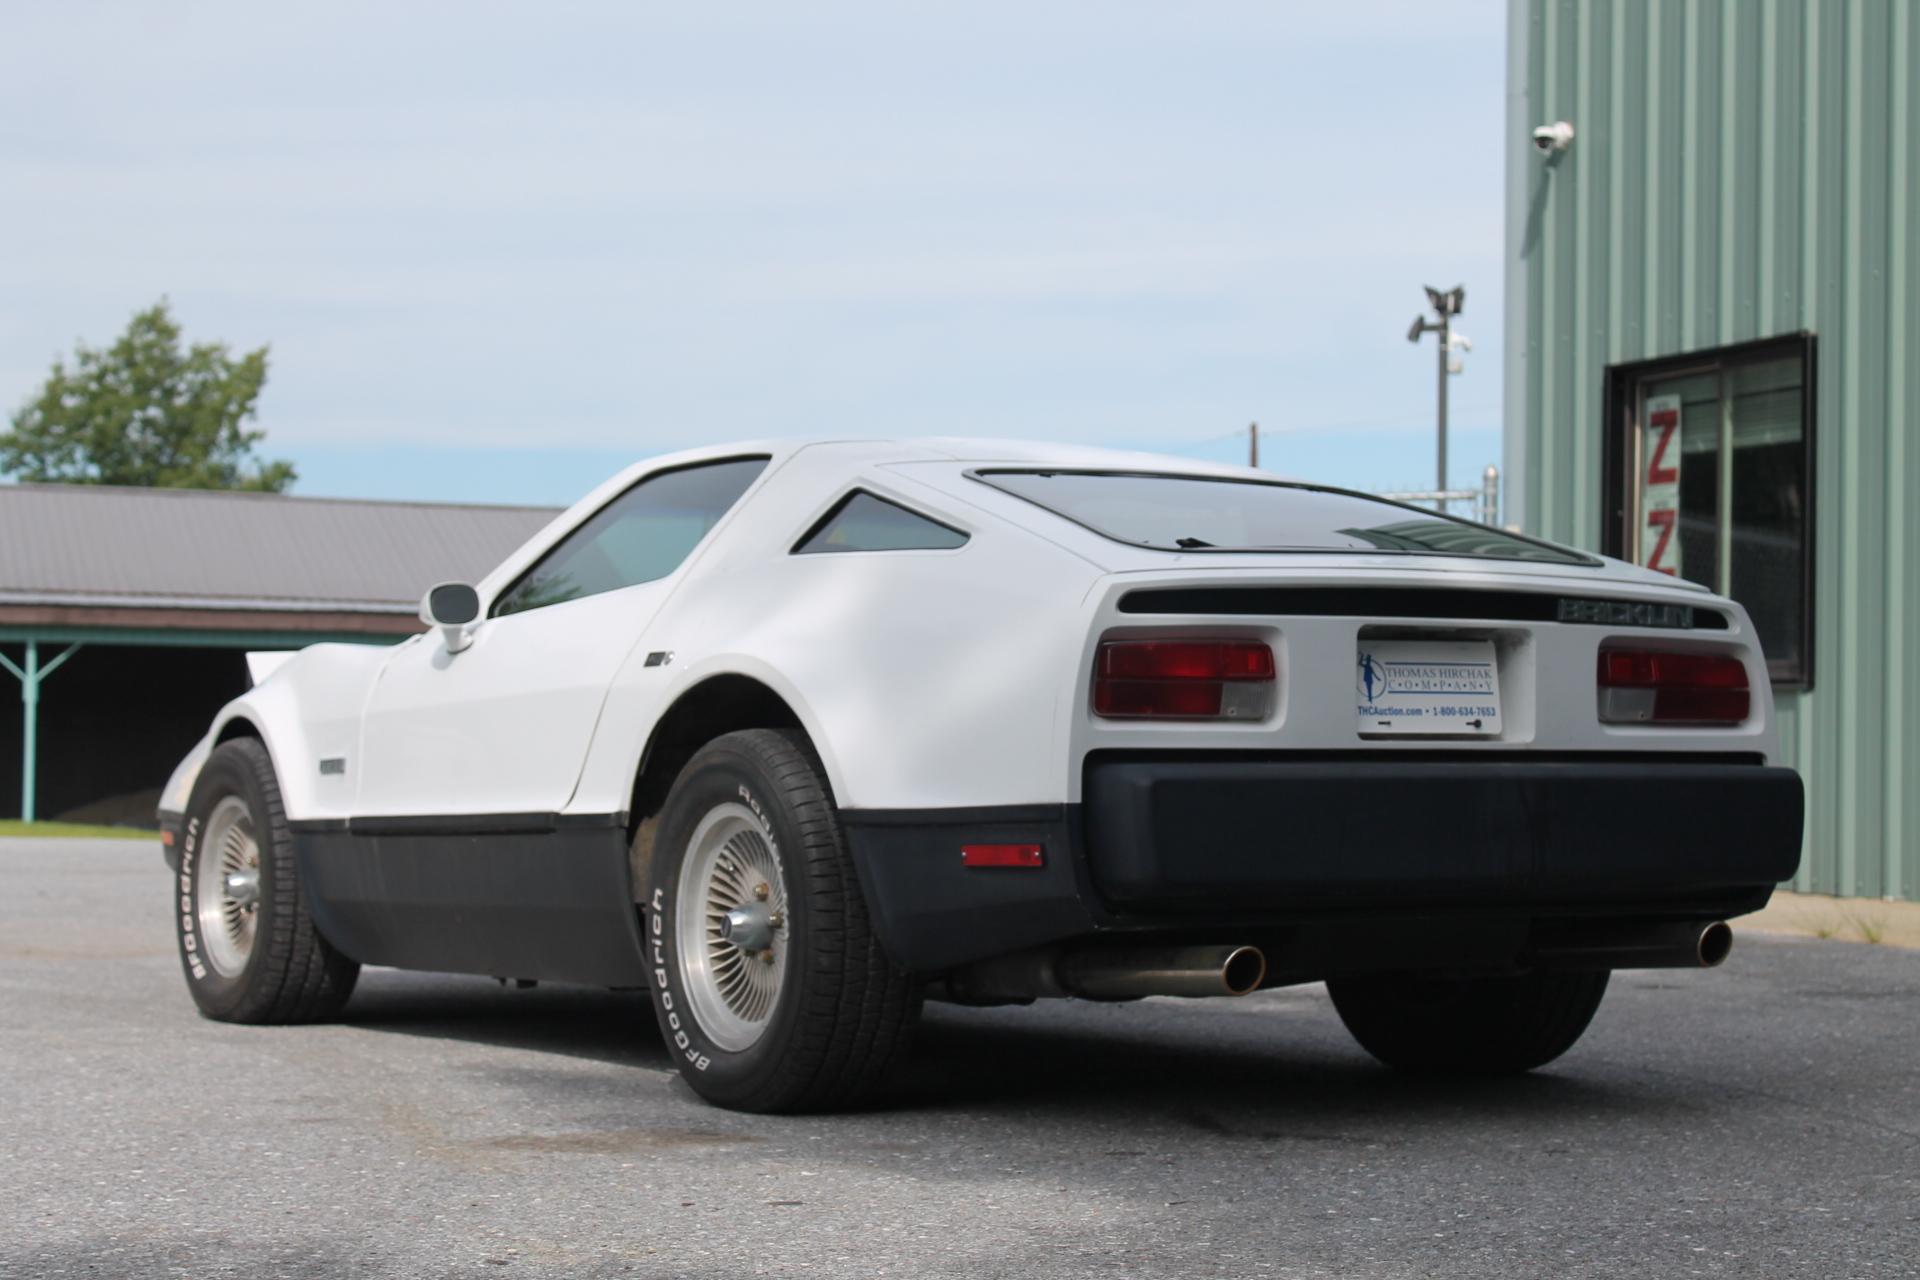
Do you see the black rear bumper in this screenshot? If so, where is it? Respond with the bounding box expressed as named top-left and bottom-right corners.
top-left (1086, 758), bottom-right (1804, 911)
top-left (842, 757), bottom-right (1804, 974)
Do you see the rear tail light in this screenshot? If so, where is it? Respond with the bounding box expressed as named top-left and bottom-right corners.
top-left (1597, 648), bottom-right (1750, 725)
top-left (1093, 638), bottom-right (1276, 720)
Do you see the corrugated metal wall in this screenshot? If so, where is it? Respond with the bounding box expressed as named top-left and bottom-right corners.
top-left (1504, 0), bottom-right (1919, 900)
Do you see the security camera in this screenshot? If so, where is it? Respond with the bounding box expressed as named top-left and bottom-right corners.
top-left (1531, 121), bottom-right (1575, 155)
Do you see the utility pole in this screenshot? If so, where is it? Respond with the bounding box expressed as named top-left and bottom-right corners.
top-left (1248, 421), bottom-right (1259, 469)
top-left (1407, 284), bottom-right (1466, 496)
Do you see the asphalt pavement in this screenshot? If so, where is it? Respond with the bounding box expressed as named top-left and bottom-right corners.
top-left (2, 838), bottom-right (1916, 1279)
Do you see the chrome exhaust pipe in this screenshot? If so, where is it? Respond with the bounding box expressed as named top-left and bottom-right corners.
top-left (1530, 920), bottom-right (1734, 971)
top-left (934, 943), bottom-right (1268, 1004)
top-left (1696, 921), bottom-right (1734, 967)
top-left (1059, 944), bottom-right (1267, 999)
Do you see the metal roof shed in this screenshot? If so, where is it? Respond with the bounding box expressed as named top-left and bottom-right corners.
top-left (0, 484), bottom-right (557, 823)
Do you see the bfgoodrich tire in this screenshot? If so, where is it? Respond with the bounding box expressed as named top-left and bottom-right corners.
top-left (644, 729), bottom-right (919, 1112)
top-left (175, 737), bottom-right (358, 1023)
top-left (1327, 969), bottom-right (1610, 1075)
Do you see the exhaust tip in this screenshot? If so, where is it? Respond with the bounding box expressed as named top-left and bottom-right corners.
top-left (1222, 945), bottom-right (1267, 996)
top-left (1698, 921), bottom-right (1733, 968)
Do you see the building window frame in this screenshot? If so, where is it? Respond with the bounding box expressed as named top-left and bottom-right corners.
top-left (1600, 332), bottom-right (1817, 691)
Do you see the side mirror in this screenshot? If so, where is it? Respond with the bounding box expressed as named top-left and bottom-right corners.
top-left (419, 582), bottom-right (481, 654)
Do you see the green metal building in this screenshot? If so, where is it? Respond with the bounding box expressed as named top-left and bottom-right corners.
top-left (1504, 0), bottom-right (1917, 900)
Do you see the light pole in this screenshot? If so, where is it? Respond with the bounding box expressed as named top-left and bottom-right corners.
top-left (1407, 284), bottom-right (1466, 496)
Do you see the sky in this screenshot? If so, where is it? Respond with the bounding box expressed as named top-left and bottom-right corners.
top-left (1, 2), bottom-right (1508, 508)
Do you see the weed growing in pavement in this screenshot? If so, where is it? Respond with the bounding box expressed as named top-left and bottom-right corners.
top-left (1848, 913), bottom-right (1887, 945)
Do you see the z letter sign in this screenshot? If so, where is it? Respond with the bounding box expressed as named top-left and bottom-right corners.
top-left (1639, 393), bottom-right (1683, 577)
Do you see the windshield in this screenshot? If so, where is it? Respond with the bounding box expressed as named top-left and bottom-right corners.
top-left (974, 470), bottom-right (1595, 565)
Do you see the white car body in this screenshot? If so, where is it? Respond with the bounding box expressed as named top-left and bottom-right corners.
top-left (160, 439), bottom-right (1802, 988)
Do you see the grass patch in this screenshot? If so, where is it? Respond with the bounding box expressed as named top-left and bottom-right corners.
top-left (0, 820), bottom-right (156, 840)
top-left (1847, 912), bottom-right (1888, 945)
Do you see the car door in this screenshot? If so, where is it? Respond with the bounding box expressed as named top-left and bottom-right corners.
top-left (353, 456), bottom-right (770, 820)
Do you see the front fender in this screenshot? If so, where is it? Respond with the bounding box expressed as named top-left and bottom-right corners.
top-left (153, 691), bottom-right (299, 869)
top-left (157, 642), bottom-right (394, 849)
top-left (158, 732), bottom-right (212, 821)
top-left (156, 731), bottom-right (213, 869)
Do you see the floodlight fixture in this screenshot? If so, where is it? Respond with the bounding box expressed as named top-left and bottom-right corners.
top-left (1425, 285), bottom-right (1466, 317)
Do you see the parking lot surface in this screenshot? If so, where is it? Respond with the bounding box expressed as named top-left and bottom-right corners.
top-left (2, 838), bottom-right (1916, 1279)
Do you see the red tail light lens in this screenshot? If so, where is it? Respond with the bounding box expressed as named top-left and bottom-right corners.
top-left (1093, 639), bottom-right (1276, 719)
top-left (1597, 648), bottom-right (1750, 725)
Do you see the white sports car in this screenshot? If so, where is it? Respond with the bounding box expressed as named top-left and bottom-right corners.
top-left (158, 439), bottom-right (1803, 1112)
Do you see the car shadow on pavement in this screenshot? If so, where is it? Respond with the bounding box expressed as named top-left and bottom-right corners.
top-left (341, 970), bottom-right (666, 1069)
top-left (339, 972), bottom-right (1649, 1130)
top-left (895, 1003), bottom-right (1639, 1128)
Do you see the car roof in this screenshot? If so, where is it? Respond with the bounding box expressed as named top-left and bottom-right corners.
top-left (628, 436), bottom-right (1279, 477)
top-left (549, 437), bottom-right (1276, 534)
top-left (480, 436), bottom-right (1702, 600)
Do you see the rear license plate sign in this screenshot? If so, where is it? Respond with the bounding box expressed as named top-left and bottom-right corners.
top-left (1356, 639), bottom-right (1502, 736)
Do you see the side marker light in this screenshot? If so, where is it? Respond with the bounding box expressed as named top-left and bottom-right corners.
top-left (961, 843), bottom-right (1045, 869)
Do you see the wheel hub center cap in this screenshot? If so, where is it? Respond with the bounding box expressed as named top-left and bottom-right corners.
top-left (224, 869), bottom-right (260, 910)
top-left (718, 903), bottom-right (774, 952)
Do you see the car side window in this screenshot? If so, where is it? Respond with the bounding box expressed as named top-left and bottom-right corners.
top-left (792, 490), bottom-right (968, 554)
top-left (492, 457), bottom-right (769, 617)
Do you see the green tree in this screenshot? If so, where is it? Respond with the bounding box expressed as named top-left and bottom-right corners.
top-left (1, 299), bottom-right (294, 491)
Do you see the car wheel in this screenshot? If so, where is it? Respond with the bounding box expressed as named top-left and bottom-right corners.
top-left (175, 737), bottom-right (359, 1023)
top-left (644, 728), bottom-right (919, 1112)
top-left (1327, 969), bottom-right (1609, 1074)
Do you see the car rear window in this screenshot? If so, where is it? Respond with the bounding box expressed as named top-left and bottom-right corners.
top-left (974, 470), bottom-right (1595, 565)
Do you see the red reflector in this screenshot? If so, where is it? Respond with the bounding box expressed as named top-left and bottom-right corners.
top-left (961, 843), bottom-right (1045, 869)
top-left (160, 829), bottom-right (174, 847)
top-left (1597, 648), bottom-right (1750, 724)
top-left (1093, 639), bottom-right (1276, 720)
